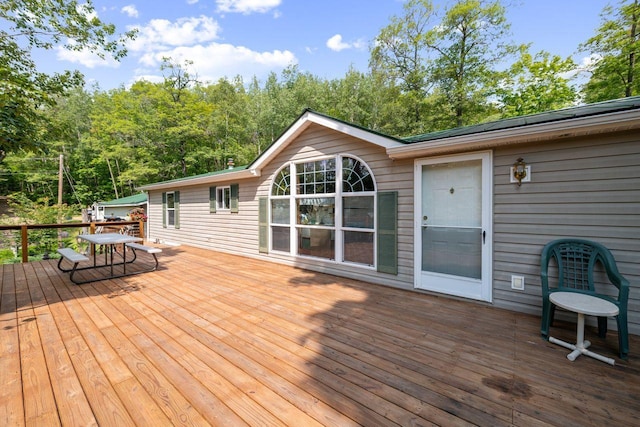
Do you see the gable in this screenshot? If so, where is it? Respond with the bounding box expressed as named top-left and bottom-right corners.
top-left (248, 110), bottom-right (405, 174)
top-left (138, 110), bottom-right (405, 191)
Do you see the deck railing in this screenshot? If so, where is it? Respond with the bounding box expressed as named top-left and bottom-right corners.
top-left (0, 220), bottom-right (146, 263)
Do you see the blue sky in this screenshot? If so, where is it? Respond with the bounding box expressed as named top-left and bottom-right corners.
top-left (33, 0), bottom-right (607, 90)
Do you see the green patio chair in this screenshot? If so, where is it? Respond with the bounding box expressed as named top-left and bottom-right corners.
top-left (540, 238), bottom-right (630, 359)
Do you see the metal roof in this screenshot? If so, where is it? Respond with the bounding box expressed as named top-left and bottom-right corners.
top-left (403, 96), bottom-right (640, 144)
top-left (97, 193), bottom-right (148, 206)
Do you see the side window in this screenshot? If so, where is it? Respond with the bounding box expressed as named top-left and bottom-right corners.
top-left (166, 192), bottom-right (176, 226)
top-left (163, 191), bottom-right (179, 228)
top-left (217, 186), bottom-right (231, 211)
top-left (210, 184), bottom-right (239, 213)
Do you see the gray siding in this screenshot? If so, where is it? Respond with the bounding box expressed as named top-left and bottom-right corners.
top-left (255, 124), bottom-right (415, 289)
top-left (148, 124), bottom-right (415, 290)
top-left (493, 131), bottom-right (640, 335)
top-left (148, 178), bottom-right (261, 254)
top-left (146, 122), bottom-right (640, 336)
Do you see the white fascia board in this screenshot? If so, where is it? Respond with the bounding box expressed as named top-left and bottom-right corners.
top-left (306, 113), bottom-right (405, 150)
top-left (387, 109), bottom-right (640, 159)
top-left (249, 111), bottom-right (404, 174)
top-left (248, 111), bottom-right (314, 173)
top-left (137, 169), bottom-right (258, 192)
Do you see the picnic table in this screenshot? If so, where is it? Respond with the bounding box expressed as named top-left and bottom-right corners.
top-left (57, 233), bottom-right (161, 284)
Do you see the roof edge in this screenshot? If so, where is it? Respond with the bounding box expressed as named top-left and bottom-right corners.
top-left (387, 108), bottom-right (640, 159)
top-left (137, 167), bottom-right (256, 191)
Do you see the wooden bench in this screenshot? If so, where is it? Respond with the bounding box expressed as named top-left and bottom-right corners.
top-left (57, 248), bottom-right (90, 284)
top-left (125, 242), bottom-right (162, 272)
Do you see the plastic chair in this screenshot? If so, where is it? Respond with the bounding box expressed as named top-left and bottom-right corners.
top-left (540, 238), bottom-right (630, 359)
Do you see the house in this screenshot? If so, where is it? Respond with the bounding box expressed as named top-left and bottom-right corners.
top-left (92, 193), bottom-right (148, 221)
top-left (138, 97), bottom-right (640, 336)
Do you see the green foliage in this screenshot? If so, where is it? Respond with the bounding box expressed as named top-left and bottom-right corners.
top-left (427, 0), bottom-right (515, 127)
top-left (0, 0), bottom-right (633, 207)
top-left (370, 0), bottom-right (514, 131)
top-left (370, 0), bottom-right (435, 130)
top-left (4, 193), bottom-right (78, 259)
top-left (0, 248), bottom-right (20, 264)
top-left (0, 0), bottom-right (136, 159)
top-left (581, 0), bottom-right (640, 102)
top-left (498, 46), bottom-right (578, 117)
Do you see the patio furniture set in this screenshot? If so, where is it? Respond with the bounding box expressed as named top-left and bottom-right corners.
top-left (57, 232), bottom-right (161, 285)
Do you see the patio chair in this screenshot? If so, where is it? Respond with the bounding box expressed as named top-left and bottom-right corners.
top-left (540, 238), bottom-right (630, 359)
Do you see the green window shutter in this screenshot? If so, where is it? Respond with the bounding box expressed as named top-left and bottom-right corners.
top-left (258, 197), bottom-right (268, 253)
top-left (174, 191), bottom-right (180, 229)
top-left (230, 184), bottom-right (239, 213)
top-left (162, 192), bottom-right (167, 228)
top-left (377, 191), bottom-right (398, 274)
top-left (209, 186), bottom-right (217, 213)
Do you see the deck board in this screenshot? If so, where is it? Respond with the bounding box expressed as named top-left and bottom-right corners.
top-left (1, 245), bottom-right (640, 426)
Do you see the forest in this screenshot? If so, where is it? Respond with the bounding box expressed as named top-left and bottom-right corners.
top-left (1, 0), bottom-right (639, 213)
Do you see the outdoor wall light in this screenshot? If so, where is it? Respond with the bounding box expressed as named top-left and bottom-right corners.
top-left (511, 157), bottom-right (529, 186)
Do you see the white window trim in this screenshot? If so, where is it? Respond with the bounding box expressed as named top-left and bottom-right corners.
top-left (269, 154), bottom-right (377, 268)
top-left (216, 186), bottom-right (231, 211)
top-left (166, 191), bottom-right (176, 227)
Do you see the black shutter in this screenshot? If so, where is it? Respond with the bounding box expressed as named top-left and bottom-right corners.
top-left (377, 191), bottom-right (398, 274)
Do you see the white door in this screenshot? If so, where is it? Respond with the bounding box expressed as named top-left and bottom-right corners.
top-left (414, 152), bottom-right (492, 302)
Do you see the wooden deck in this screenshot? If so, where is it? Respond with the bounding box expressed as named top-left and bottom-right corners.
top-left (1, 245), bottom-right (639, 426)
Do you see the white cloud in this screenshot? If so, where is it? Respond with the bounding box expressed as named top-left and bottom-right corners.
top-left (76, 3), bottom-right (98, 21)
top-left (579, 53), bottom-right (601, 72)
top-left (136, 42), bottom-right (296, 83)
top-left (121, 5), bottom-right (139, 18)
top-left (130, 73), bottom-right (165, 85)
top-left (216, 0), bottom-right (281, 14)
top-left (187, 0), bottom-right (199, 4)
top-left (55, 46), bottom-right (120, 69)
top-left (127, 16), bottom-right (221, 52)
top-left (326, 34), bottom-right (365, 52)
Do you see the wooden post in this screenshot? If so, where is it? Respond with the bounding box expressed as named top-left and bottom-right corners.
top-left (138, 220), bottom-right (145, 241)
top-left (21, 225), bottom-right (28, 263)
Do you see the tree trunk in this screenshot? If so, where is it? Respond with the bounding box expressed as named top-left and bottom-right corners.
top-left (627, 6), bottom-right (638, 97)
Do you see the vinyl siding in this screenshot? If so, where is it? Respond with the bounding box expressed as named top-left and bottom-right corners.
top-left (492, 131), bottom-right (640, 335)
top-left (254, 124), bottom-right (415, 289)
top-left (147, 124), bottom-right (415, 290)
top-left (145, 121), bottom-right (640, 336)
top-left (148, 180), bottom-right (260, 253)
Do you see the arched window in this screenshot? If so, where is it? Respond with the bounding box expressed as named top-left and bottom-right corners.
top-left (269, 155), bottom-right (376, 267)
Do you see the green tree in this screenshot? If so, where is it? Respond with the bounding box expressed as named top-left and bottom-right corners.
top-left (581, 0), bottom-right (640, 102)
top-left (370, 0), bottom-right (435, 132)
top-left (370, 0), bottom-right (513, 132)
top-left (0, 0), bottom-right (136, 160)
top-left (428, 0), bottom-right (514, 127)
top-left (498, 46), bottom-right (578, 117)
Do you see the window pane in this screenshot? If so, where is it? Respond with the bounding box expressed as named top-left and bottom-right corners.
top-left (168, 210), bottom-right (175, 226)
top-left (167, 193), bottom-right (175, 208)
top-left (343, 196), bottom-right (374, 229)
top-left (223, 188), bottom-right (230, 209)
top-left (297, 198), bottom-right (335, 225)
top-left (422, 227), bottom-right (481, 279)
top-left (272, 167), bottom-right (291, 196)
top-left (298, 228), bottom-right (334, 260)
top-left (271, 199), bottom-right (290, 224)
top-left (217, 187), bottom-right (231, 209)
top-left (343, 157), bottom-right (375, 192)
top-left (296, 159), bottom-right (336, 195)
top-left (272, 226), bottom-right (290, 252)
top-left (344, 231), bottom-right (374, 266)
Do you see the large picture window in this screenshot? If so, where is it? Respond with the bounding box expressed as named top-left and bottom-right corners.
top-left (269, 155), bottom-right (376, 267)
